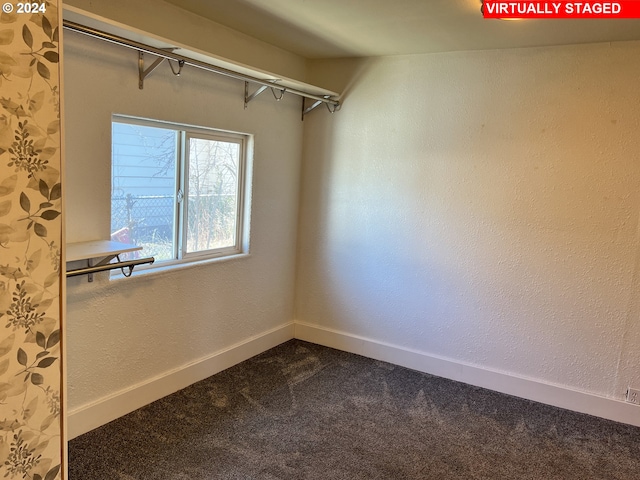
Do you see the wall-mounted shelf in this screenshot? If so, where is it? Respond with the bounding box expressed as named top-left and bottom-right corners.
top-left (67, 240), bottom-right (142, 262)
top-left (66, 240), bottom-right (154, 281)
top-left (63, 6), bottom-right (341, 120)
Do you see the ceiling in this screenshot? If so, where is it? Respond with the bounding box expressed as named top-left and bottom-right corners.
top-left (161, 0), bottom-right (640, 59)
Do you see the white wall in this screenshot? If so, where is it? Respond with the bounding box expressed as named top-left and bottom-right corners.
top-left (64, 29), bottom-right (302, 436)
top-left (298, 41), bottom-right (640, 422)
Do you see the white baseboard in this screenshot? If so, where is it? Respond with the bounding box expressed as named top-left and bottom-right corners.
top-left (67, 322), bottom-right (295, 439)
top-left (68, 320), bottom-right (640, 439)
top-left (294, 321), bottom-right (640, 428)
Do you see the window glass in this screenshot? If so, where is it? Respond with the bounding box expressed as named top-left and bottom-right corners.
top-left (110, 117), bottom-right (248, 271)
top-left (185, 136), bottom-right (241, 254)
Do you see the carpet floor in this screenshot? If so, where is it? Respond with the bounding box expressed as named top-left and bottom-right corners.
top-left (69, 340), bottom-right (640, 479)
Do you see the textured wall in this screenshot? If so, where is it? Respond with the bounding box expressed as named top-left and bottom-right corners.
top-left (0, 3), bottom-right (63, 480)
top-left (64, 31), bottom-right (302, 411)
top-left (298, 41), bottom-right (640, 402)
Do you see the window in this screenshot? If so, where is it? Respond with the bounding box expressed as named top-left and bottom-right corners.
top-left (111, 116), bottom-right (249, 270)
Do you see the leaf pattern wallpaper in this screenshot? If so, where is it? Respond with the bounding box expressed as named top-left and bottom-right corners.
top-left (0, 1), bottom-right (63, 479)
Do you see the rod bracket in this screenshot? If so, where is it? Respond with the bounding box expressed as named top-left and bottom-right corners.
top-left (244, 80), bottom-right (286, 108)
top-left (302, 96), bottom-right (340, 120)
top-left (271, 86), bottom-right (286, 101)
top-left (138, 48), bottom-right (178, 89)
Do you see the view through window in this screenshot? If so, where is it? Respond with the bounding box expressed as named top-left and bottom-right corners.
top-left (111, 117), bottom-right (248, 268)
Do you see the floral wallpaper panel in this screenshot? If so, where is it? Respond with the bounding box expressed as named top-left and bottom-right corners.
top-left (0, 1), bottom-right (63, 479)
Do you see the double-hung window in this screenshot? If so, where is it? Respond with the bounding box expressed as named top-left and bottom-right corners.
top-left (111, 116), bottom-right (249, 269)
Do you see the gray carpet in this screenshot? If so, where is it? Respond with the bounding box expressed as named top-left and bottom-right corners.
top-left (69, 340), bottom-right (640, 479)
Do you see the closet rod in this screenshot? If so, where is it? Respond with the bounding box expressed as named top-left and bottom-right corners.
top-left (66, 257), bottom-right (155, 278)
top-left (62, 20), bottom-right (340, 108)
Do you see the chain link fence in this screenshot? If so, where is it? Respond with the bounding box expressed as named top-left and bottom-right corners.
top-left (111, 194), bottom-right (174, 246)
top-left (111, 194), bottom-right (237, 260)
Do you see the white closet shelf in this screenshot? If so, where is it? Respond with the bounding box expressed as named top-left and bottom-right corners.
top-left (66, 241), bottom-right (154, 281)
top-left (62, 5), bottom-right (340, 119)
top-left (66, 240), bottom-right (142, 263)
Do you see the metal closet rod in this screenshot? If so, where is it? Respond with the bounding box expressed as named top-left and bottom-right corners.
top-left (62, 20), bottom-right (340, 108)
top-left (66, 257), bottom-right (156, 278)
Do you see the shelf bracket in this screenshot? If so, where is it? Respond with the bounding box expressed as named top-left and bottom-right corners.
top-left (244, 82), bottom-right (268, 108)
top-left (87, 258), bottom-right (94, 283)
top-left (71, 253), bottom-right (121, 282)
top-left (244, 80), bottom-right (287, 109)
top-left (302, 96), bottom-right (335, 120)
top-left (138, 48), bottom-right (178, 89)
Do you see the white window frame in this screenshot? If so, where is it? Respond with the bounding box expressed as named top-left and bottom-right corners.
top-left (111, 115), bottom-right (251, 274)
